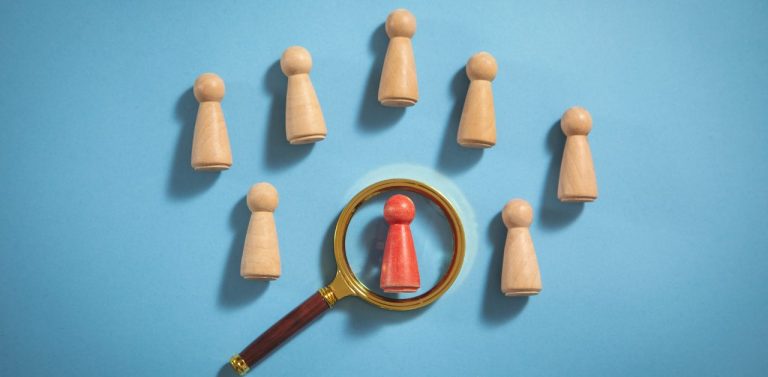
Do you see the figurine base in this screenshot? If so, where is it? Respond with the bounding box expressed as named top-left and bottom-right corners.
top-left (379, 97), bottom-right (417, 107)
top-left (458, 139), bottom-right (495, 149)
top-left (382, 286), bottom-right (419, 293)
top-left (558, 195), bottom-right (597, 203)
top-left (503, 289), bottom-right (540, 297)
top-left (289, 134), bottom-right (326, 144)
top-left (241, 273), bottom-right (280, 281)
top-left (192, 163), bottom-right (231, 171)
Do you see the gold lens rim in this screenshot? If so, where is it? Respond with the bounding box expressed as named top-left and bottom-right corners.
top-left (332, 178), bottom-right (465, 311)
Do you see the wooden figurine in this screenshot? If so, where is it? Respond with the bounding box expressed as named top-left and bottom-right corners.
top-left (501, 199), bottom-right (542, 296)
top-left (378, 9), bottom-right (418, 107)
top-left (240, 183), bottom-right (281, 280)
top-left (191, 73), bottom-right (232, 171)
top-left (280, 46), bottom-right (327, 144)
top-left (558, 106), bottom-right (598, 202)
top-left (457, 52), bottom-right (498, 148)
top-left (380, 194), bottom-right (420, 293)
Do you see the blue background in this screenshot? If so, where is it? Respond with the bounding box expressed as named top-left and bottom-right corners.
top-left (1, 1), bottom-right (767, 376)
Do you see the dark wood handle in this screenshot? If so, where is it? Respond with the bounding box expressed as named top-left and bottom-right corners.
top-left (238, 292), bottom-right (330, 370)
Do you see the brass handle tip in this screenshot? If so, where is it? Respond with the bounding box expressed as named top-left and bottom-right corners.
top-left (229, 354), bottom-right (249, 375)
top-left (318, 286), bottom-right (337, 307)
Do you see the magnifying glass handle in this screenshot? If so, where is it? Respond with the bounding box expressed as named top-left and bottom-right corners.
top-left (229, 291), bottom-right (331, 375)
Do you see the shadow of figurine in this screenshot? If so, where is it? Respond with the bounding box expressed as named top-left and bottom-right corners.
top-left (317, 197), bottom-right (387, 292)
top-left (436, 67), bottom-right (483, 173)
top-left (357, 24), bottom-right (405, 131)
top-left (218, 196), bottom-right (268, 309)
top-left (357, 217), bottom-right (387, 289)
top-left (317, 211), bottom-right (381, 296)
top-left (166, 88), bottom-right (219, 199)
top-left (539, 120), bottom-right (584, 230)
top-left (481, 212), bottom-right (529, 325)
top-left (262, 60), bottom-right (314, 171)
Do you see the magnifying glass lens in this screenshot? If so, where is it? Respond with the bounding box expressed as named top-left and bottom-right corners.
top-left (344, 190), bottom-right (454, 300)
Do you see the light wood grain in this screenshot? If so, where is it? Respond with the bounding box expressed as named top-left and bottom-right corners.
top-left (457, 52), bottom-right (497, 148)
top-left (378, 9), bottom-right (418, 107)
top-left (241, 183), bottom-right (281, 280)
top-left (191, 73), bottom-right (232, 171)
top-left (558, 107), bottom-right (598, 202)
top-left (280, 46), bottom-right (327, 144)
top-left (501, 199), bottom-right (542, 296)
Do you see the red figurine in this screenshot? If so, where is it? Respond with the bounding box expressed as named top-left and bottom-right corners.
top-left (380, 194), bottom-right (420, 293)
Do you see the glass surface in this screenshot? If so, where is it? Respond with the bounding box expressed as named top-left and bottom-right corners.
top-left (344, 190), bottom-right (453, 299)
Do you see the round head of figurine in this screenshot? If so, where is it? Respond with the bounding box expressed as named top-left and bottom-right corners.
top-left (280, 46), bottom-right (313, 76)
top-left (561, 106), bottom-right (593, 136)
top-left (193, 73), bottom-right (225, 102)
top-left (466, 52), bottom-right (498, 81)
top-left (502, 199), bottom-right (533, 228)
top-left (385, 9), bottom-right (416, 38)
top-left (247, 183), bottom-right (279, 212)
top-left (383, 194), bottom-right (415, 224)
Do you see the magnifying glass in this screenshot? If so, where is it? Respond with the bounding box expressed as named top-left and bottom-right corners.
top-left (229, 178), bottom-right (466, 375)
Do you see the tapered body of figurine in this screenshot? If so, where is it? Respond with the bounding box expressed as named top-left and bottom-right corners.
top-left (457, 52), bottom-right (497, 148)
top-left (280, 46), bottom-right (327, 144)
top-left (241, 183), bottom-right (281, 280)
top-left (378, 9), bottom-right (418, 107)
top-left (558, 107), bottom-right (598, 202)
top-left (500, 199), bottom-right (541, 296)
top-left (191, 73), bottom-right (232, 171)
top-left (380, 194), bottom-right (420, 293)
